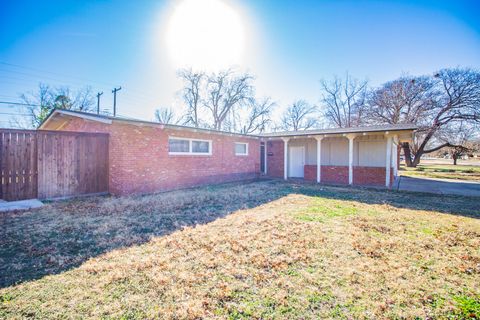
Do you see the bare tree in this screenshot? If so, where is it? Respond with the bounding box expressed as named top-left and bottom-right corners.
top-left (469, 139), bottom-right (480, 157)
top-left (239, 97), bottom-right (275, 134)
top-left (177, 69), bottom-right (205, 127)
top-left (436, 122), bottom-right (476, 165)
top-left (154, 107), bottom-right (182, 125)
top-left (280, 100), bottom-right (319, 131)
top-left (367, 76), bottom-right (437, 166)
top-left (366, 76), bottom-right (435, 125)
top-left (17, 83), bottom-right (95, 128)
top-left (367, 68), bottom-right (480, 167)
top-left (17, 83), bottom-right (53, 128)
top-left (176, 68), bottom-right (272, 133)
top-left (204, 69), bottom-right (254, 130)
top-left (72, 86), bottom-right (95, 111)
top-left (320, 74), bottom-right (368, 128)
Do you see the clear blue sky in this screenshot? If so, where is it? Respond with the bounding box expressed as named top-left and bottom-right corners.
top-left (1, 0), bottom-right (479, 127)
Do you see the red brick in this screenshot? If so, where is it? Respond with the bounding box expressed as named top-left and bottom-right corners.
top-left (353, 166), bottom-right (392, 186)
top-left (59, 118), bottom-right (260, 195)
top-left (297, 164), bottom-right (393, 186)
top-left (266, 140), bottom-right (284, 178)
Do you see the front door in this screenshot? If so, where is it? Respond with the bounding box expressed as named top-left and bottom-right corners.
top-left (289, 146), bottom-right (305, 178)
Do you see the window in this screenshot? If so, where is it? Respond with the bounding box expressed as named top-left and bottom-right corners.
top-left (168, 137), bottom-right (212, 155)
top-left (192, 140), bottom-right (210, 153)
top-left (169, 139), bottom-right (189, 153)
top-left (235, 142), bottom-right (248, 156)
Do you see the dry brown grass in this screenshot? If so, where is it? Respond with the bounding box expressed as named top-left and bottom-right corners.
top-left (0, 180), bottom-right (479, 319)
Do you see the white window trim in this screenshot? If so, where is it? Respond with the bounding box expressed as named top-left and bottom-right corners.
top-left (168, 137), bottom-right (212, 156)
top-left (235, 142), bottom-right (249, 156)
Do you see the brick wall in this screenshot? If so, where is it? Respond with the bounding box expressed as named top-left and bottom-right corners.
top-left (304, 165), bottom-right (316, 181)
top-left (59, 118), bottom-right (261, 195)
top-left (353, 166), bottom-right (391, 186)
top-left (321, 165), bottom-right (349, 184)
top-left (304, 164), bottom-right (393, 186)
top-left (266, 140), bottom-right (284, 178)
top-left (303, 165), bottom-right (349, 184)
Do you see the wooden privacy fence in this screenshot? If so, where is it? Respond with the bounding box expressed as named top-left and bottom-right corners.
top-left (0, 129), bottom-right (109, 201)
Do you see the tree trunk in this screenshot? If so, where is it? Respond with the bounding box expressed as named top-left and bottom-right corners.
top-left (401, 142), bottom-right (415, 167)
top-left (453, 153), bottom-right (458, 165)
top-left (412, 152), bottom-right (422, 167)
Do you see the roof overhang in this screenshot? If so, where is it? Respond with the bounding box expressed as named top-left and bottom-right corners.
top-left (40, 109), bottom-right (416, 142)
top-left (39, 109), bottom-right (259, 139)
top-left (259, 125), bottom-right (417, 141)
top-left (40, 109), bottom-right (112, 130)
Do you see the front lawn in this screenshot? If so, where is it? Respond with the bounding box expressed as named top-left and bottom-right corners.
top-left (400, 163), bottom-right (480, 181)
top-left (1, 180), bottom-right (479, 319)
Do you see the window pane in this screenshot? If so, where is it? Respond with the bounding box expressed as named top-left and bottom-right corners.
top-left (169, 139), bottom-right (189, 152)
top-left (192, 140), bottom-right (210, 153)
top-left (235, 143), bottom-right (247, 154)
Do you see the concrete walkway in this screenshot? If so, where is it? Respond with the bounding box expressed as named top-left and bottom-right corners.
top-left (396, 176), bottom-right (480, 197)
top-left (0, 199), bottom-right (44, 212)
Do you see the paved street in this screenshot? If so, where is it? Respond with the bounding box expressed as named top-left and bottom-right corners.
top-left (396, 176), bottom-right (480, 197)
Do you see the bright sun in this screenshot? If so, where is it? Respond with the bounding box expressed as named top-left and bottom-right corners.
top-left (166, 0), bottom-right (246, 71)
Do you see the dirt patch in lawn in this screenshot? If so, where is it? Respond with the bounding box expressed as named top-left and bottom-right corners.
top-left (0, 180), bottom-right (479, 319)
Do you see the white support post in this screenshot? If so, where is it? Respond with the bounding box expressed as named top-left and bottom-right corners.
top-left (386, 135), bottom-right (393, 187)
top-left (282, 137), bottom-right (289, 180)
top-left (315, 136), bottom-right (324, 183)
top-left (346, 134), bottom-right (356, 185)
top-left (392, 135), bottom-right (399, 178)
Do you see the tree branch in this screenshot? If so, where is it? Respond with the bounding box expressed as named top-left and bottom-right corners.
top-left (423, 142), bottom-right (469, 154)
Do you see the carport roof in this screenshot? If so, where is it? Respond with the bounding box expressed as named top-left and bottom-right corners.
top-left (259, 123), bottom-right (417, 138)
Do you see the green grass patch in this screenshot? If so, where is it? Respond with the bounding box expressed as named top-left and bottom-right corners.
top-left (0, 293), bottom-right (13, 303)
top-left (294, 198), bottom-right (359, 222)
top-left (453, 294), bottom-right (480, 318)
top-left (420, 227), bottom-right (434, 235)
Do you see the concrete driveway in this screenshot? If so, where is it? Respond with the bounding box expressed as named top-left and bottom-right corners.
top-left (395, 176), bottom-right (480, 197)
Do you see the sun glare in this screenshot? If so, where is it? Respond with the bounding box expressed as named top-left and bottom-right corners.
top-left (166, 0), bottom-right (246, 71)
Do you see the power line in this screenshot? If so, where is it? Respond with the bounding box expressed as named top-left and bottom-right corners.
top-left (0, 104), bottom-right (21, 108)
top-left (0, 61), bottom-right (162, 105)
top-left (0, 61), bottom-right (170, 121)
top-left (0, 73), bottom-right (163, 111)
top-left (0, 111), bottom-right (32, 116)
top-left (0, 61), bottom-right (117, 88)
top-left (0, 71), bottom-right (160, 108)
top-left (0, 101), bottom-right (39, 106)
top-left (0, 93), bottom-right (20, 99)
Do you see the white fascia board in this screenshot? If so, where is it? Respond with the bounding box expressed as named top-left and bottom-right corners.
top-left (56, 109), bottom-right (112, 124)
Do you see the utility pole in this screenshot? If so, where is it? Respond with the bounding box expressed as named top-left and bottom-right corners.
top-left (112, 87), bottom-right (122, 116)
top-left (96, 92), bottom-right (103, 114)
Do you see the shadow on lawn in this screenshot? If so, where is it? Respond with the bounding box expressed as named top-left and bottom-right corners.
top-left (0, 179), bottom-right (478, 288)
top-left (0, 180), bottom-right (289, 288)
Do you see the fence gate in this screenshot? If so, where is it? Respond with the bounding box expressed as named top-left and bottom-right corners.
top-left (0, 130), bottom-right (38, 201)
top-left (0, 129), bottom-right (109, 201)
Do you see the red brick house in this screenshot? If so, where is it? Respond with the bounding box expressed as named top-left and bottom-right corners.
top-left (40, 109), bottom-right (416, 195)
